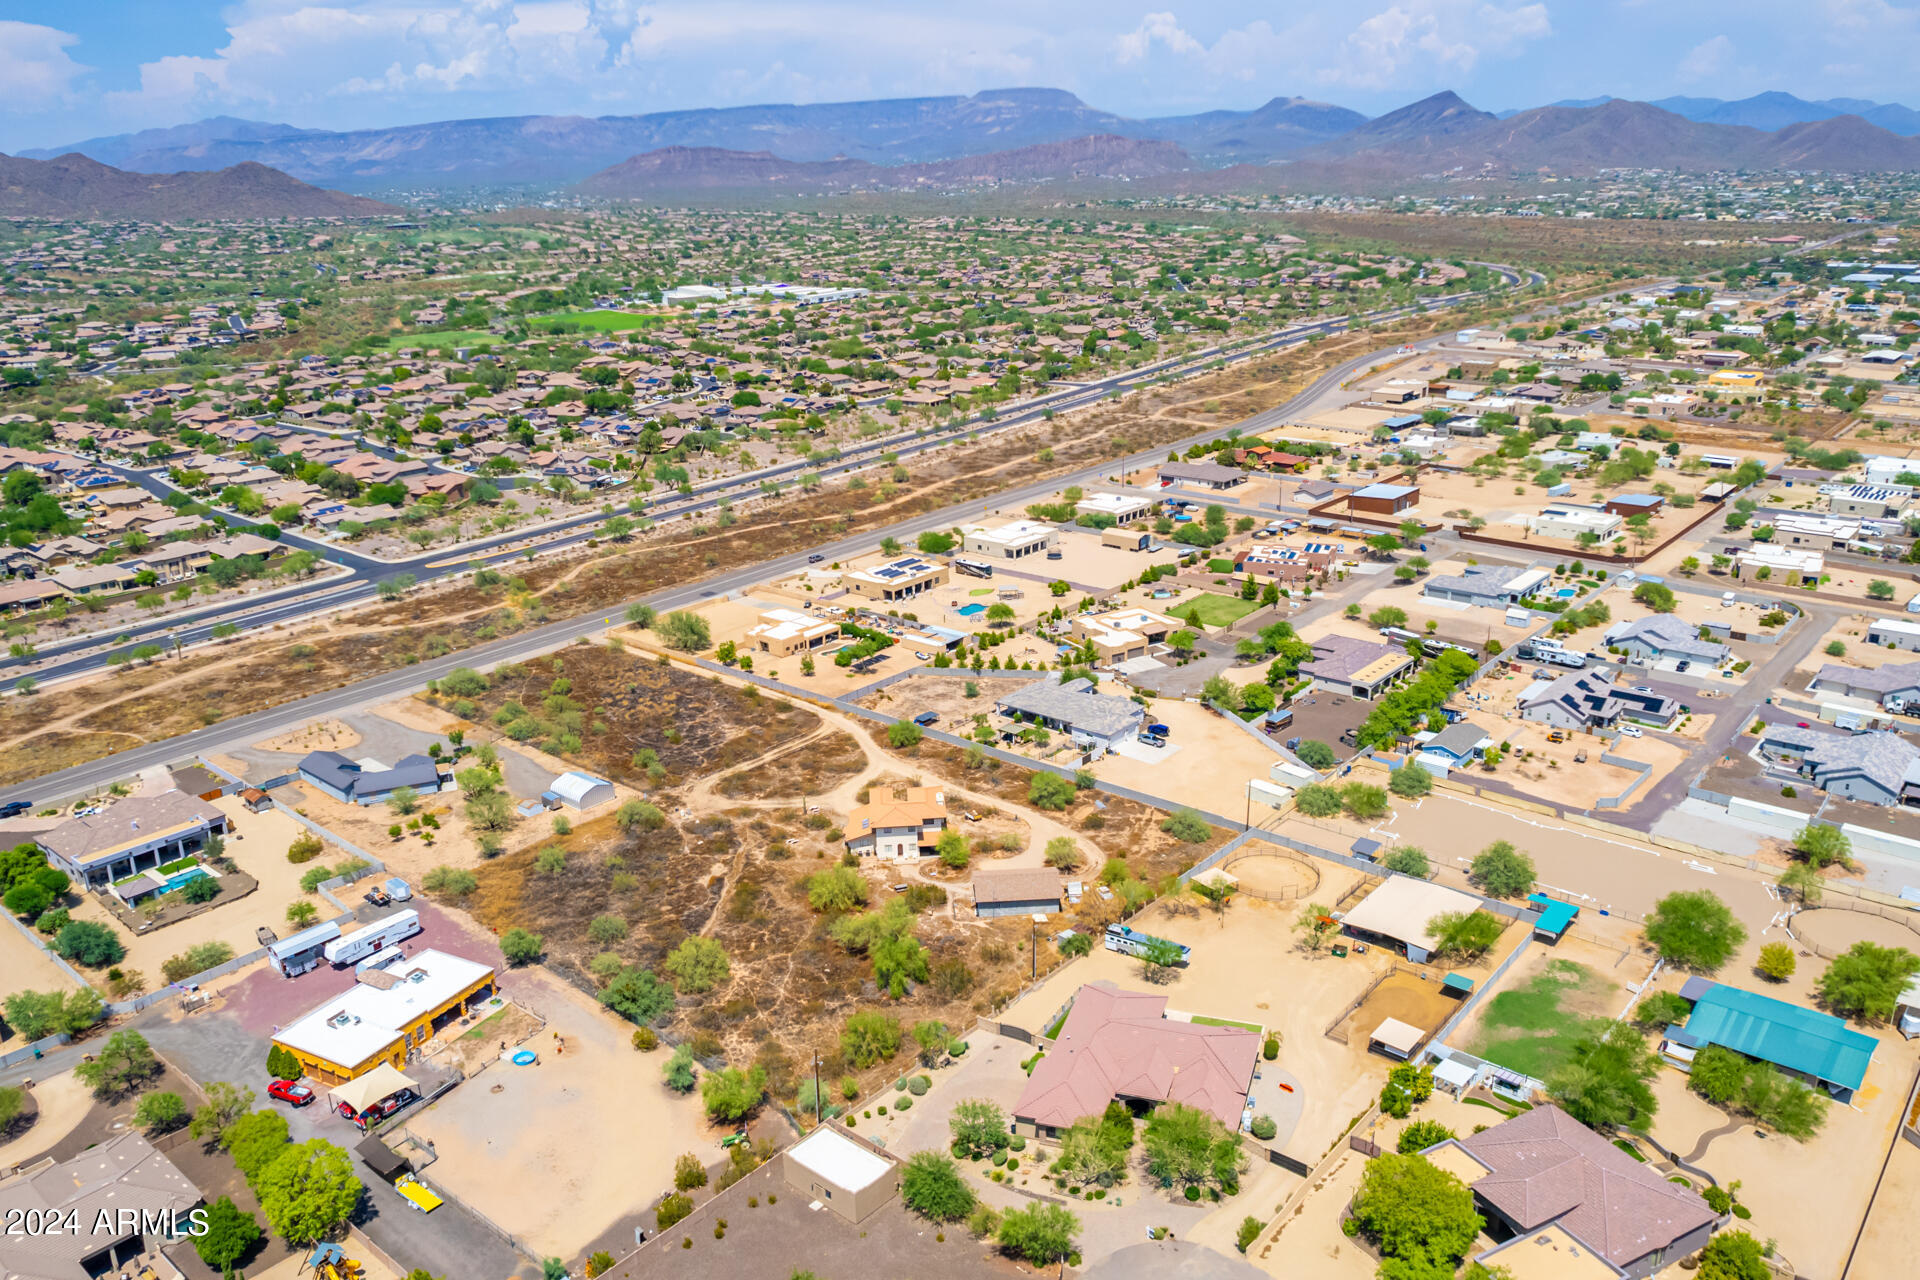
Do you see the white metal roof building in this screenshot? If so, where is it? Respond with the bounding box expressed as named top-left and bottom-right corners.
top-left (1339, 876), bottom-right (1484, 963)
top-left (546, 770), bottom-right (615, 810)
top-left (782, 1125), bottom-right (901, 1223)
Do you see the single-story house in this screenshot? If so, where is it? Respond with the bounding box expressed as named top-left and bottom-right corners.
top-left (1662, 976), bottom-right (1875, 1100)
top-left (1419, 1104), bottom-right (1717, 1280)
top-left (1866, 617), bottom-right (1920, 653)
top-left (1810, 660), bottom-right (1920, 711)
top-left (1349, 483), bottom-right (1419, 516)
top-left (1012, 982), bottom-right (1258, 1138)
top-left (1157, 461), bottom-right (1246, 490)
top-left (36, 790), bottom-right (231, 890)
top-left (973, 867), bottom-right (1063, 918)
top-left (1795, 730), bottom-right (1920, 806)
top-left (1416, 720), bottom-right (1492, 773)
top-left (1603, 614), bottom-right (1730, 666)
top-left (995, 677), bottom-right (1145, 752)
top-left (1299, 635), bottom-right (1417, 701)
top-left (297, 750), bottom-right (446, 806)
top-left (1519, 669), bottom-right (1678, 731)
top-left (272, 948), bottom-right (497, 1084)
top-left (782, 1125), bottom-right (901, 1225)
top-left (0, 1134), bottom-right (205, 1280)
top-left (1422, 564), bottom-right (1549, 609)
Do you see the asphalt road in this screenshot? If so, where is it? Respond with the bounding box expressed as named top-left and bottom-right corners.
top-left (0, 268), bottom-right (1567, 803)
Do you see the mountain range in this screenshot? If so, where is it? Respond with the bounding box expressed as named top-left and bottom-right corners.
top-left (0, 153), bottom-right (394, 220)
top-left (17, 86), bottom-right (1920, 206)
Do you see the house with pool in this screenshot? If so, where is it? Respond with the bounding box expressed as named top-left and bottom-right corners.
top-left (34, 790), bottom-right (231, 892)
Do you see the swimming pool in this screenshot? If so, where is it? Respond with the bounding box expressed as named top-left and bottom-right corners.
top-left (957, 603), bottom-right (986, 617)
top-left (1556, 587), bottom-right (1577, 599)
top-left (158, 866), bottom-right (212, 895)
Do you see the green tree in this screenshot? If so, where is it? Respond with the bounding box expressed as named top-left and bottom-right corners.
top-left (1294, 739), bottom-right (1336, 770)
top-left (841, 1009), bottom-right (902, 1068)
top-left (1816, 942), bottom-right (1920, 1022)
top-left (1696, 1230), bottom-right (1770, 1280)
top-left (74, 1030), bottom-right (159, 1098)
top-left (266, 1044), bottom-right (303, 1081)
top-left (1382, 845), bottom-right (1430, 877)
top-left (1469, 841), bottom-right (1535, 898)
top-left (700, 1064), bottom-right (766, 1122)
top-left (1160, 808), bottom-right (1211, 842)
top-left (1043, 836), bottom-right (1082, 871)
top-left (663, 1044), bottom-right (697, 1092)
top-left (600, 965), bottom-right (676, 1024)
top-left (193, 1196), bottom-right (263, 1278)
top-left (1632, 582), bottom-right (1677, 612)
top-left (1294, 903), bottom-right (1338, 953)
top-left (912, 1019), bottom-right (949, 1066)
top-left (996, 1202), bottom-right (1080, 1266)
top-left (1397, 1119), bottom-right (1457, 1154)
top-left (1027, 772), bottom-right (1076, 810)
top-left (1052, 1113), bottom-right (1129, 1186)
top-left (1294, 784), bottom-right (1342, 818)
top-left (1348, 1154), bottom-right (1483, 1274)
top-left (1631, 991), bottom-right (1693, 1028)
top-left (936, 829), bottom-right (971, 869)
top-left (655, 1192), bottom-right (692, 1231)
top-left (663, 936), bottom-right (730, 993)
top-left (257, 1140), bottom-right (362, 1245)
top-left (901, 1150), bottom-right (974, 1221)
top-left (1340, 783), bottom-right (1389, 820)
top-left (807, 864), bottom-right (870, 912)
top-left (190, 1082), bottom-right (255, 1144)
top-left (1793, 823), bottom-right (1853, 869)
top-left (1644, 889), bottom-right (1747, 971)
top-left (1757, 941), bottom-right (1796, 982)
top-left (887, 721), bottom-right (924, 749)
top-left (615, 798), bottom-right (666, 833)
top-left (948, 1098), bottom-right (1009, 1157)
top-left (500, 928), bottom-right (545, 965)
top-left (1389, 763), bottom-right (1433, 799)
top-left (134, 1091), bottom-right (187, 1134)
top-left (53, 919), bottom-right (125, 967)
top-left (1426, 911), bottom-right (1503, 961)
top-left (1546, 1022), bottom-right (1661, 1129)
top-left (1141, 1101), bottom-right (1247, 1191)
top-left (660, 610), bottom-right (711, 651)
top-left (1140, 937), bottom-right (1186, 984)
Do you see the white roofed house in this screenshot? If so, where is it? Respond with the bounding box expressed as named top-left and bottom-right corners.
top-left (1074, 492), bottom-right (1151, 524)
top-left (1733, 543), bottom-right (1823, 583)
top-left (995, 676), bottom-right (1145, 752)
top-left (963, 519), bottom-right (1058, 560)
top-left (1422, 564), bottom-right (1549, 609)
top-left (745, 607), bottom-right (839, 657)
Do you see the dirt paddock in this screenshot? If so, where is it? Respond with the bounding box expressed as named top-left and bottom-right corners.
top-left (1334, 971), bottom-right (1458, 1046)
top-left (1793, 905), bottom-right (1920, 956)
top-left (1222, 850), bottom-right (1322, 901)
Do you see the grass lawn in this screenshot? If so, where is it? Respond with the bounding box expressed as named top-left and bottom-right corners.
top-left (531, 310), bottom-right (666, 333)
top-left (369, 329), bottom-right (502, 351)
top-left (1176, 593), bottom-right (1259, 628)
top-left (1465, 958), bottom-right (1614, 1080)
top-left (1189, 1015), bottom-right (1263, 1032)
top-left (460, 1005), bottom-right (514, 1042)
top-left (1043, 1010), bottom-right (1069, 1040)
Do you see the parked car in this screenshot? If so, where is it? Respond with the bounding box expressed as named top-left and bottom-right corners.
top-left (0, 800), bottom-right (32, 818)
top-left (1137, 732), bottom-right (1167, 748)
top-left (268, 1081), bottom-right (316, 1107)
top-left (807, 554), bottom-right (825, 564)
top-left (1619, 724), bottom-right (1644, 739)
top-left (1676, 659), bottom-right (1691, 673)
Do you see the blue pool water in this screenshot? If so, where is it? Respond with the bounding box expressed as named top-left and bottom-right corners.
top-left (1556, 588), bottom-right (1577, 598)
top-left (957, 603), bottom-right (986, 617)
top-left (159, 867), bottom-right (212, 895)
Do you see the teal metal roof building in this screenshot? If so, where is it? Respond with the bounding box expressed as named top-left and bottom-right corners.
top-left (1669, 978), bottom-right (1876, 1099)
top-left (1524, 892), bottom-right (1579, 940)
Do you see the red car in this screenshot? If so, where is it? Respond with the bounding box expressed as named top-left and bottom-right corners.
top-left (269, 1080), bottom-right (316, 1107)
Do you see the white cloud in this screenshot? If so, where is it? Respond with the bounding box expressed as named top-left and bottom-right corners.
top-left (1320, 1), bottom-right (1550, 90)
top-left (1677, 34), bottom-right (1734, 82)
top-left (0, 20), bottom-right (89, 111)
top-left (1114, 12), bottom-right (1203, 64)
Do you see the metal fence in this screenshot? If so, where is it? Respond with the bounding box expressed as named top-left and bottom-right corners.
top-left (1217, 844), bottom-right (1323, 903)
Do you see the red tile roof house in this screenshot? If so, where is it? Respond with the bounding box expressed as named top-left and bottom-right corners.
top-left (1419, 1103), bottom-right (1719, 1279)
top-left (1012, 982), bottom-right (1259, 1139)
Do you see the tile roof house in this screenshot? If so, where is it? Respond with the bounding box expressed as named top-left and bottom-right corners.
top-left (37, 790), bottom-right (231, 889)
top-left (1157, 460), bottom-right (1246, 489)
top-left (844, 785), bottom-right (947, 862)
top-left (1424, 1104), bottom-right (1717, 1280)
top-left (1013, 982), bottom-right (1259, 1135)
top-left (1422, 564), bottom-right (1550, 609)
top-left (1299, 635), bottom-right (1416, 701)
top-left (1795, 730), bottom-right (1920, 806)
top-left (972, 867), bottom-right (1064, 917)
top-left (1602, 614), bottom-right (1730, 666)
top-left (1519, 670), bottom-right (1678, 731)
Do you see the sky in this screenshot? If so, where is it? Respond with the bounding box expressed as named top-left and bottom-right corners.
top-left (3, 0), bottom-right (1919, 152)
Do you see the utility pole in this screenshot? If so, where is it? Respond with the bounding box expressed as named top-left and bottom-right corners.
top-left (812, 1053), bottom-right (824, 1128)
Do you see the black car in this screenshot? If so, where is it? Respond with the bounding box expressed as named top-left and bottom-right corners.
top-left (0, 800), bottom-right (31, 818)
top-left (807, 554), bottom-right (825, 564)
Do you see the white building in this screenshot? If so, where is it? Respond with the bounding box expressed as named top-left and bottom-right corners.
top-left (1866, 617), bottom-right (1920, 653)
top-left (964, 519), bottom-right (1057, 560)
top-left (1074, 492), bottom-right (1151, 524)
top-left (1528, 504), bottom-right (1622, 542)
top-left (1774, 513), bottom-right (1861, 548)
top-left (1735, 543), bottom-right (1823, 579)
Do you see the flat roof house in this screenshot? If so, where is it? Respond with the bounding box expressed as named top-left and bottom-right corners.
top-left (272, 948), bottom-right (497, 1084)
top-left (1866, 617), bottom-right (1920, 653)
top-left (1527, 504), bottom-right (1622, 542)
top-left (1772, 513), bottom-right (1858, 549)
top-left (1299, 635), bottom-right (1416, 701)
top-left (963, 519), bottom-right (1057, 560)
top-left (973, 867), bottom-right (1063, 918)
top-left (0, 1133), bottom-right (205, 1280)
top-left (1830, 484), bottom-right (1910, 520)
top-left (36, 790), bottom-right (231, 890)
top-left (782, 1125), bottom-right (901, 1224)
top-left (1663, 977), bottom-right (1876, 1100)
top-left (844, 554), bottom-right (948, 603)
top-left (1423, 564), bottom-right (1549, 609)
top-left (995, 677), bottom-right (1145, 751)
top-left (1337, 876), bottom-right (1484, 963)
top-left (1602, 493), bottom-right (1666, 518)
top-left (1602, 614), bottom-right (1730, 666)
top-left (298, 750), bottom-right (445, 806)
top-left (1157, 460), bottom-right (1245, 490)
top-left (1349, 482), bottom-right (1419, 516)
top-left (844, 785), bottom-right (947, 862)
top-left (1072, 606), bottom-right (1181, 663)
top-left (746, 607), bottom-right (839, 657)
top-left (1734, 543), bottom-right (1823, 581)
top-left (1012, 982), bottom-right (1258, 1138)
top-left (1075, 492), bottom-right (1151, 524)
top-left (1421, 1104), bottom-right (1717, 1280)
